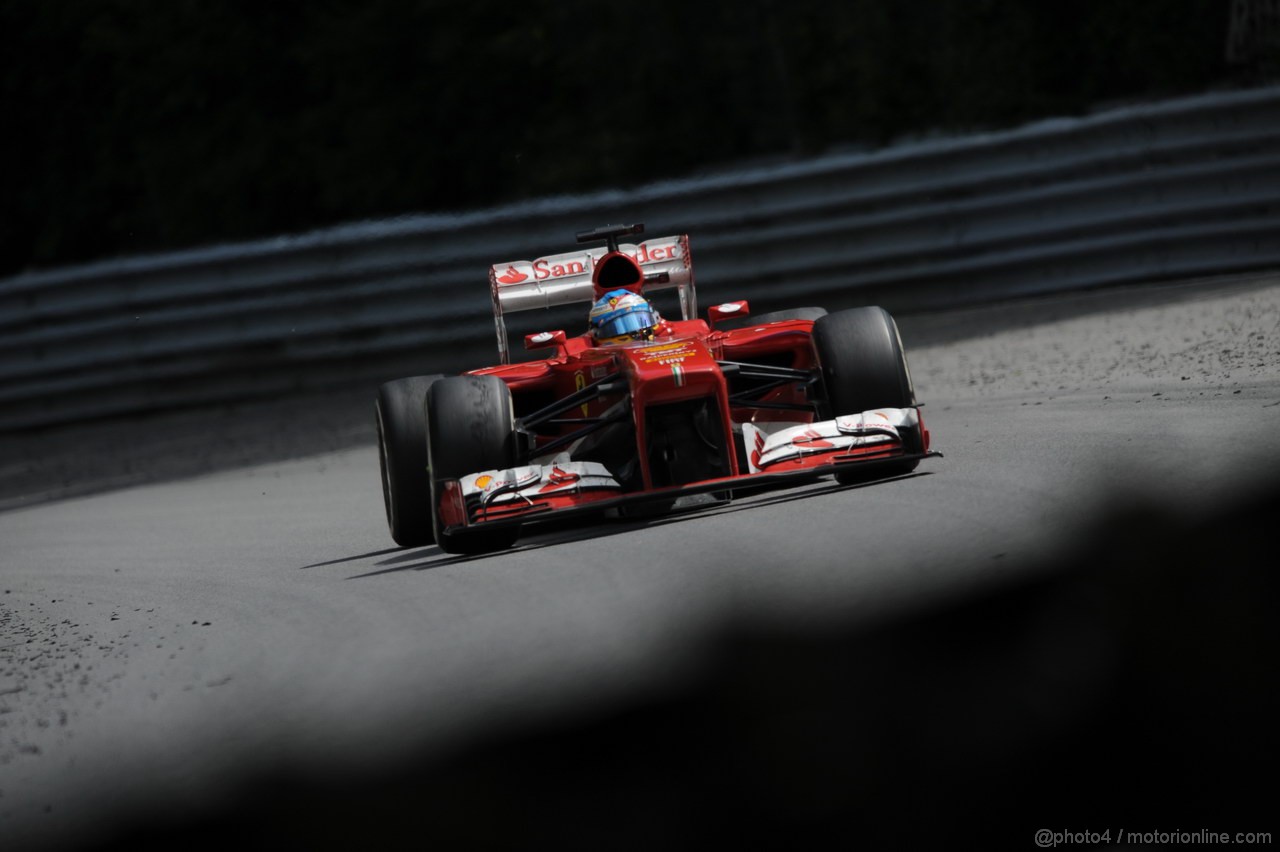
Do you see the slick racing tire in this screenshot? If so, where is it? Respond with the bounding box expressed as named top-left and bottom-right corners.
top-left (426, 375), bottom-right (521, 555)
top-left (716, 306), bottom-right (827, 331)
top-left (376, 375), bottom-right (445, 547)
top-left (812, 306), bottom-right (923, 481)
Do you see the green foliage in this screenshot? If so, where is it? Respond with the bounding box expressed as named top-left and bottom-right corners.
top-left (0, 0), bottom-right (1242, 275)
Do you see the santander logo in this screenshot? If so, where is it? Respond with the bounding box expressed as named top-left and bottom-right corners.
top-left (496, 266), bottom-right (528, 284)
top-left (495, 241), bottom-right (680, 286)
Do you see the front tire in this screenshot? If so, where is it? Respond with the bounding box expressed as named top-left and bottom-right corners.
top-left (426, 375), bottom-right (521, 554)
top-left (812, 306), bottom-right (922, 480)
top-left (376, 375), bottom-right (444, 547)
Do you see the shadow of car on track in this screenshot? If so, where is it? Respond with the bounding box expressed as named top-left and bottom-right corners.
top-left (336, 472), bottom-right (934, 578)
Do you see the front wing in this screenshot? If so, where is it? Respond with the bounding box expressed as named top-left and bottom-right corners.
top-left (433, 407), bottom-right (938, 536)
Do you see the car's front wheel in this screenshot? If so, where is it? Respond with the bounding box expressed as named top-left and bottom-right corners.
top-left (426, 374), bottom-right (521, 554)
top-left (376, 375), bottom-right (444, 547)
top-left (812, 306), bottom-right (923, 481)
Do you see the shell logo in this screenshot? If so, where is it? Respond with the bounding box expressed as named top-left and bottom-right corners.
top-left (475, 474), bottom-right (494, 489)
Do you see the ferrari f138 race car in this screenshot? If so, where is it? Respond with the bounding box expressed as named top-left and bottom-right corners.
top-left (376, 223), bottom-right (938, 554)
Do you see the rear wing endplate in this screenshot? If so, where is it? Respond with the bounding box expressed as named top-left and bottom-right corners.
top-left (488, 234), bottom-right (695, 363)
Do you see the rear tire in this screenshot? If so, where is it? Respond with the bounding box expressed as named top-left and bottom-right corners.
top-left (376, 375), bottom-right (444, 547)
top-left (426, 375), bottom-right (521, 554)
top-left (812, 306), bottom-right (922, 480)
top-left (717, 306), bottom-right (827, 330)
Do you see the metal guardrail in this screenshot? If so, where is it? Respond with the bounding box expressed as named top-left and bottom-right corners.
top-left (3, 85), bottom-right (1279, 432)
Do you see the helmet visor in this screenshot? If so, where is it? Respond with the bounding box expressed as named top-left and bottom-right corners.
top-left (595, 308), bottom-right (658, 340)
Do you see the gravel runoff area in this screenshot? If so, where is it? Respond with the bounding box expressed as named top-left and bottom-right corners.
top-left (905, 270), bottom-right (1280, 403)
top-left (2, 269), bottom-right (1277, 514)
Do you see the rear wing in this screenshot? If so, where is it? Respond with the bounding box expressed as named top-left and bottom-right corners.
top-left (488, 234), bottom-right (695, 363)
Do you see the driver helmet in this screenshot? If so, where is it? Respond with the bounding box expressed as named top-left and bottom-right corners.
top-left (589, 289), bottom-right (662, 344)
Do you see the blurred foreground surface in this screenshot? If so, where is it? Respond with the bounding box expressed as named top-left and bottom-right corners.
top-left (81, 471), bottom-right (1277, 849)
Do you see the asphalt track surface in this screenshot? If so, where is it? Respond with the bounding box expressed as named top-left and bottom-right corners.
top-left (2, 273), bottom-right (1278, 848)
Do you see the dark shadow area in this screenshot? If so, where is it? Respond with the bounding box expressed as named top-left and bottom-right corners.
top-left (343, 513), bottom-right (678, 577)
top-left (78, 472), bottom-right (1276, 849)
top-left (371, 548), bottom-right (441, 567)
top-left (0, 386), bottom-right (377, 513)
top-left (346, 551), bottom-right (475, 578)
top-left (298, 547), bottom-right (404, 570)
top-left (4, 0), bottom-right (1250, 276)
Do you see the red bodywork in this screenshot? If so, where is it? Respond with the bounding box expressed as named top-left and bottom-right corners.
top-left (438, 317), bottom-right (926, 535)
top-left (432, 228), bottom-right (932, 538)
top-left (479, 318), bottom-right (820, 461)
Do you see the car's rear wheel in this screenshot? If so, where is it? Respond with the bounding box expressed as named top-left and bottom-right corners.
top-left (812, 306), bottom-right (922, 481)
top-left (376, 375), bottom-right (444, 547)
top-left (717, 306), bottom-right (827, 330)
top-left (426, 375), bottom-right (521, 554)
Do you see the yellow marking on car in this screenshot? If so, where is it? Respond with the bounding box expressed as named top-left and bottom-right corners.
top-left (575, 371), bottom-right (588, 416)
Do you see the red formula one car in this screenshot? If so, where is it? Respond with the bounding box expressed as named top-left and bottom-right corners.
top-left (376, 223), bottom-right (938, 554)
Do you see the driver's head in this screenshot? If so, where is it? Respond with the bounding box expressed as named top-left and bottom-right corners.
top-left (589, 289), bottom-right (661, 345)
